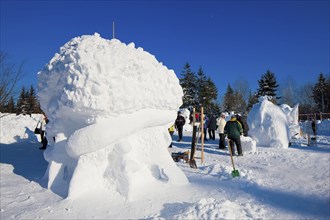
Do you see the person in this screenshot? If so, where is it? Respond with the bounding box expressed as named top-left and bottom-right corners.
top-left (202, 115), bottom-right (209, 141)
top-left (168, 124), bottom-right (175, 148)
top-left (189, 113), bottom-right (193, 124)
top-left (175, 111), bottom-right (185, 142)
top-left (39, 112), bottom-right (49, 150)
top-left (208, 114), bottom-right (217, 140)
top-left (236, 114), bottom-right (249, 136)
top-left (216, 112), bottom-right (227, 149)
top-left (224, 114), bottom-right (243, 156)
top-left (311, 119), bottom-right (316, 136)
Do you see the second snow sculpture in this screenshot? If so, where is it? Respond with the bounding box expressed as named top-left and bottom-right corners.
top-left (38, 33), bottom-right (188, 199)
top-left (248, 96), bottom-right (290, 148)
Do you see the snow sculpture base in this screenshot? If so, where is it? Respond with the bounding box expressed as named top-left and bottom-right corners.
top-left (45, 126), bottom-right (188, 200)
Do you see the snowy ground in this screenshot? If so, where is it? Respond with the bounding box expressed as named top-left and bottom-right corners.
top-left (1, 115), bottom-right (330, 219)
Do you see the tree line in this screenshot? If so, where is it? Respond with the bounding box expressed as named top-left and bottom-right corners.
top-left (179, 62), bottom-right (330, 117)
top-left (0, 85), bottom-right (42, 115)
top-left (1, 51), bottom-right (329, 118)
top-left (0, 52), bottom-right (42, 116)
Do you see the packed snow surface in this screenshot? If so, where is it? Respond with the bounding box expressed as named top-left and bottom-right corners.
top-left (1, 113), bottom-right (329, 219)
top-left (36, 33), bottom-right (187, 199)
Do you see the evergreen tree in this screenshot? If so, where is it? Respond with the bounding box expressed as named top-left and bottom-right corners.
top-left (312, 73), bottom-right (329, 113)
top-left (196, 66), bottom-right (208, 106)
top-left (180, 63), bottom-right (198, 109)
top-left (256, 70), bottom-right (280, 103)
top-left (204, 77), bottom-right (219, 114)
top-left (223, 84), bottom-right (235, 112)
top-left (180, 64), bottom-right (219, 114)
top-left (326, 75), bottom-right (330, 112)
top-left (4, 96), bottom-right (16, 113)
top-left (16, 86), bottom-right (28, 115)
top-left (27, 85), bottom-right (39, 114)
top-left (246, 91), bottom-right (259, 112)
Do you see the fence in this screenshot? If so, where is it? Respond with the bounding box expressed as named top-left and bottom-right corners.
top-left (298, 112), bottom-right (330, 121)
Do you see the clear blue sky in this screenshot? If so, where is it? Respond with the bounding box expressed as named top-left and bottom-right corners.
top-left (1, 0), bottom-right (329, 99)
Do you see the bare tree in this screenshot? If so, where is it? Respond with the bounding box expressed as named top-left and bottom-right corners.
top-left (0, 52), bottom-right (23, 116)
top-left (280, 76), bottom-right (296, 106)
top-left (233, 78), bottom-right (250, 103)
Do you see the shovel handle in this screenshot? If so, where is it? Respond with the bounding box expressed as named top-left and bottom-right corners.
top-left (228, 139), bottom-right (236, 170)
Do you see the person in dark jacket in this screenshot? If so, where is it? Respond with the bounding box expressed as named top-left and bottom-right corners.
top-left (224, 115), bottom-right (243, 156)
top-left (236, 114), bottom-right (249, 136)
top-left (208, 114), bottom-right (217, 140)
top-left (175, 111), bottom-right (186, 142)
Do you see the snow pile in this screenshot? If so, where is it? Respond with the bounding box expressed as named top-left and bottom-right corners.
top-left (0, 114), bottom-right (40, 144)
top-left (248, 97), bottom-right (290, 148)
top-left (37, 33), bottom-right (188, 200)
top-left (240, 136), bottom-right (257, 152)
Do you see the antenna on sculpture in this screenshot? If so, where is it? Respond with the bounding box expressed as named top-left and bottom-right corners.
top-left (112, 21), bottom-right (115, 39)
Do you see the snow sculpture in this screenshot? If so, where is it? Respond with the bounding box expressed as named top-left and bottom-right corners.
top-left (280, 103), bottom-right (300, 139)
top-left (247, 96), bottom-right (290, 148)
top-left (38, 33), bottom-right (188, 200)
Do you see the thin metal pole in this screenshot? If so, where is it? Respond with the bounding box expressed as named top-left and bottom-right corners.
top-left (201, 107), bottom-right (204, 163)
top-left (113, 21), bottom-right (115, 39)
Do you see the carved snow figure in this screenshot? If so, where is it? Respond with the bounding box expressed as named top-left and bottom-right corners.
top-left (38, 33), bottom-right (188, 200)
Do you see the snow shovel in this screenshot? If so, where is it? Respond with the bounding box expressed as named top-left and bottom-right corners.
top-left (228, 139), bottom-right (239, 177)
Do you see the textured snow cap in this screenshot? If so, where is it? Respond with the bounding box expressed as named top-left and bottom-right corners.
top-left (37, 33), bottom-right (183, 138)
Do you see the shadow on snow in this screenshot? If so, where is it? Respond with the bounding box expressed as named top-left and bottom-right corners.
top-left (0, 127), bottom-right (48, 187)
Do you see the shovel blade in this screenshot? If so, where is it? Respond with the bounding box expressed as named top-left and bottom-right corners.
top-left (231, 169), bottom-right (240, 177)
top-left (189, 159), bottom-right (198, 169)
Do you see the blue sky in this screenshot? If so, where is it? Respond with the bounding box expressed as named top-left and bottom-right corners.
top-left (1, 0), bottom-right (329, 99)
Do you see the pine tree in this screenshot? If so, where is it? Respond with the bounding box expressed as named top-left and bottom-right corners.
top-left (196, 66), bottom-right (219, 114)
top-left (256, 70), bottom-right (280, 103)
top-left (246, 91), bottom-right (259, 112)
top-left (16, 86), bottom-right (28, 115)
top-left (180, 64), bottom-right (219, 114)
top-left (180, 63), bottom-right (198, 109)
top-left (312, 73), bottom-right (329, 113)
top-left (196, 66), bottom-right (208, 106)
top-left (326, 75), bottom-right (330, 112)
top-left (27, 85), bottom-right (39, 114)
top-left (223, 84), bottom-right (235, 112)
top-left (4, 96), bottom-right (16, 113)
top-left (204, 77), bottom-right (219, 113)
